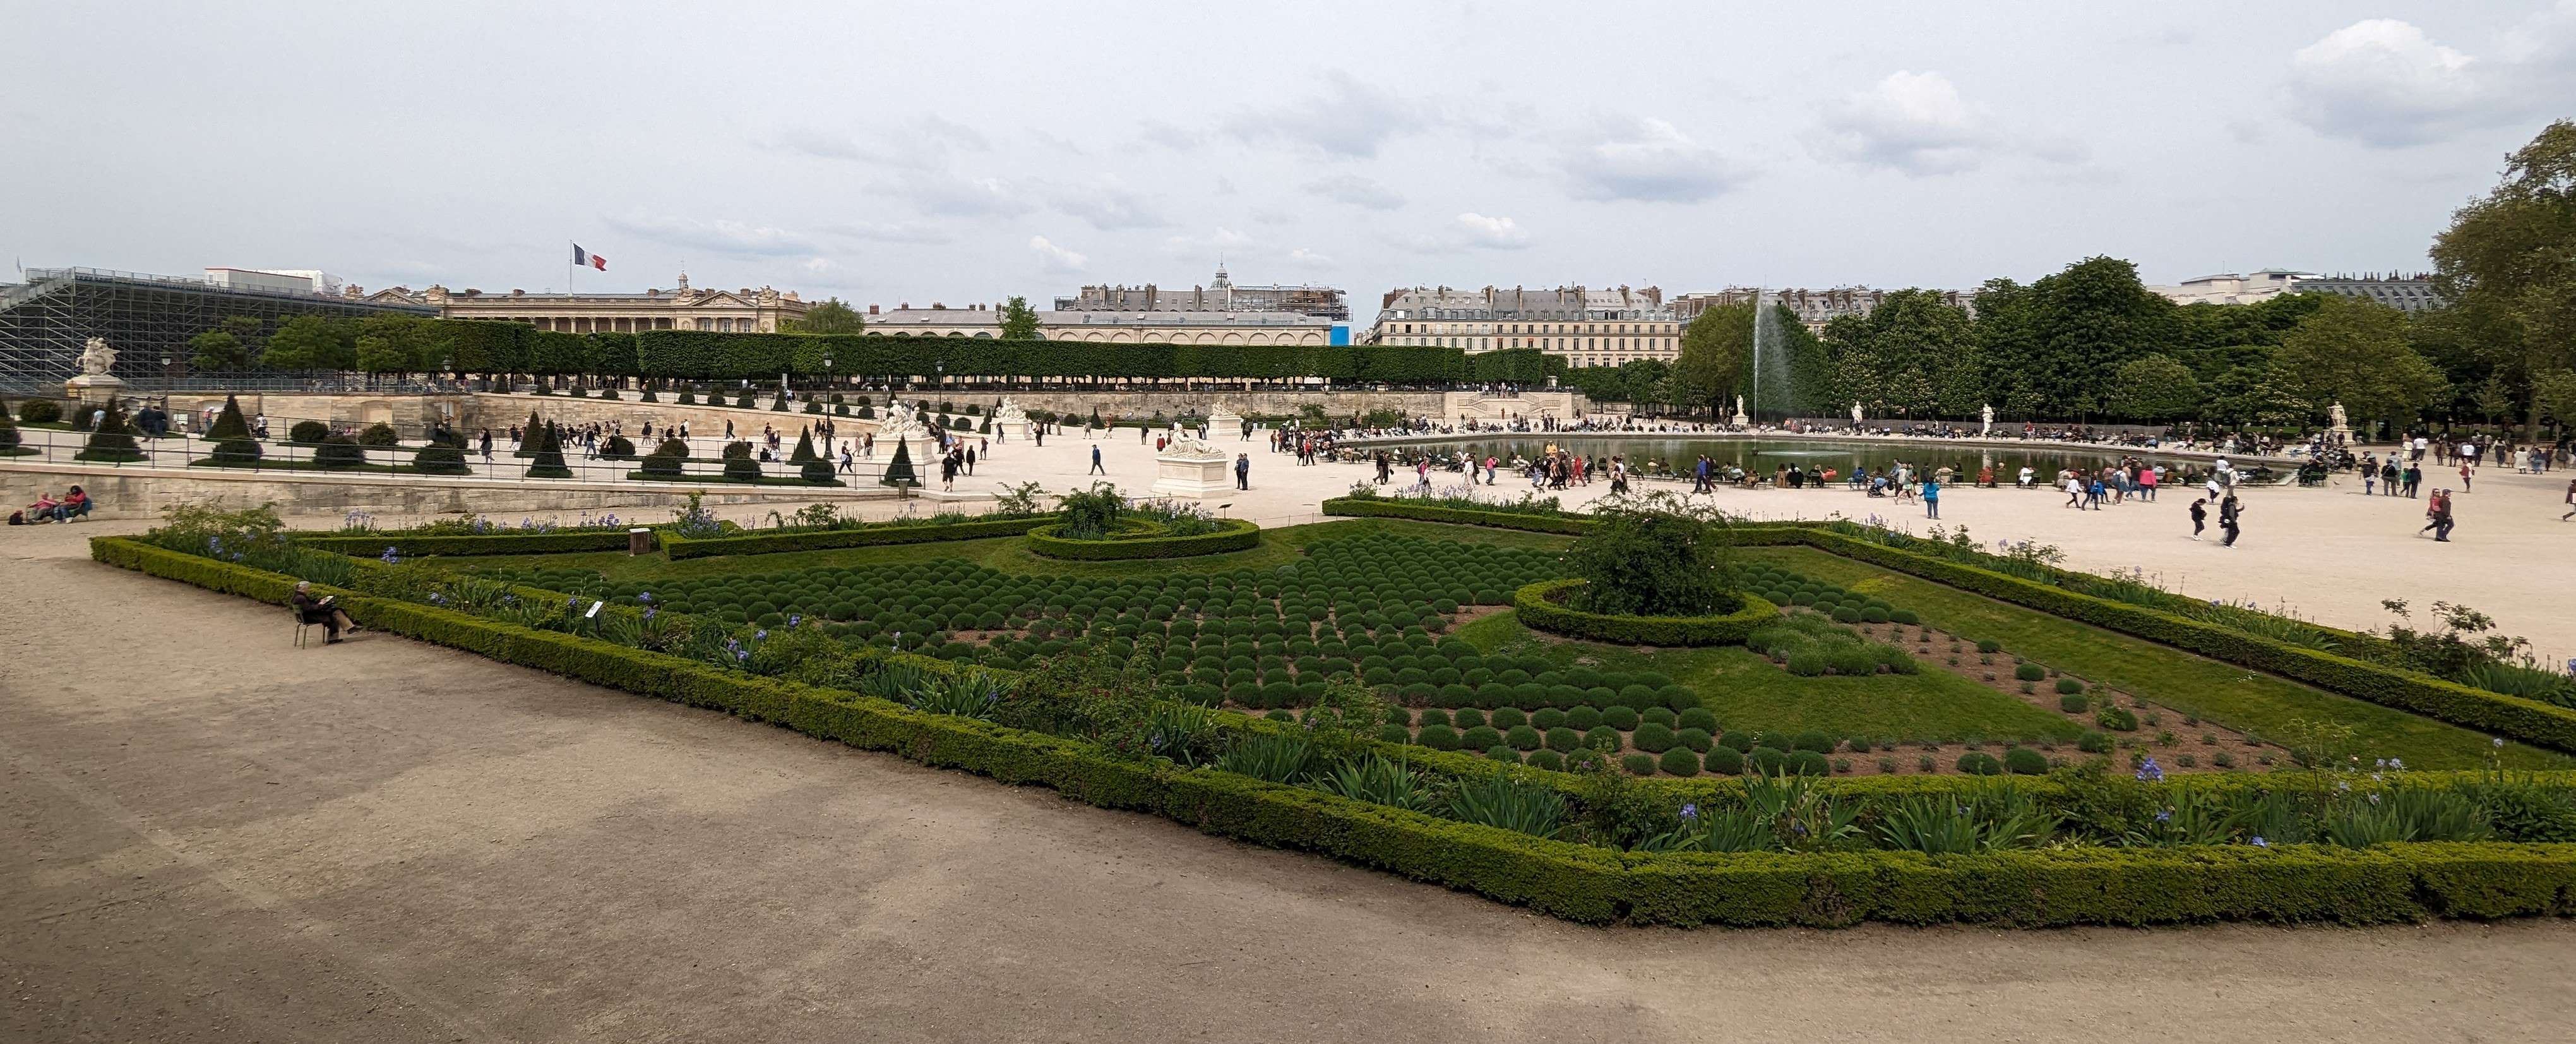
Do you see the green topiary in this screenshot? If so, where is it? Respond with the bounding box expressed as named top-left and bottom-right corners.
top-left (206, 395), bottom-right (251, 440)
top-left (1505, 724), bottom-right (1542, 750)
top-left (2055, 677), bottom-right (2085, 695)
top-left (1790, 730), bottom-right (1832, 753)
top-left (1621, 753), bottom-right (1659, 776)
top-left (412, 442), bottom-right (470, 474)
top-left (1704, 745), bottom-right (1745, 774)
top-left (311, 436), bottom-right (366, 469)
top-left (1376, 724), bottom-right (1413, 745)
top-left (19, 398), bottom-right (63, 424)
top-left (1719, 731), bottom-right (1755, 753)
top-left (1581, 726), bottom-right (1622, 752)
top-left (1489, 707), bottom-right (1527, 729)
top-left (1956, 752), bottom-right (2003, 776)
top-left (289, 419), bottom-right (331, 444)
top-left (1524, 750), bottom-right (1565, 772)
top-left (2003, 748), bottom-right (2049, 775)
top-left (880, 440), bottom-right (919, 487)
top-left (1460, 725), bottom-right (1502, 750)
top-left (73, 400), bottom-right (145, 462)
top-left (2077, 731), bottom-right (2113, 753)
top-left (1787, 751), bottom-right (1830, 776)
top-left (357, 422), bottom-right (400, 447)
top-left (1543, 726), bottom-right (1580, 752)
top-left (1484, 745), bottom-right (1521, 764)
top-left (1748, 747), bottom-right (1786, 774)
top-left (1454, 708), bottom-right (1487, 729)
top-left (1676, 707), bottom-right (1717, 732)
top-left (2015, 663), bottom-right (2046, 682)
top-left (2097, 707), bottom-right (2139, 731)
top-left (1417, 725), bottom-right (1460, 750)
top-left (1417, 708), bottom-right (1452, 728)
top-left (1659, 748), bottom-right (1701, 776)
top-left (2059, 693), bottom-right (2089, 713)
top-left (1673, 727), bottom-right (1712, 753)
top-left (1601, 706), bottom-right (1640, 731)
top-left (1631, 722), bottom-right (1675, 753)
top-left (601, 435), bottom-right (636, 459)
top-left (524, 423), bottom-right (572, 478)
top-left (1564, 705), bottom-right (1602, 732)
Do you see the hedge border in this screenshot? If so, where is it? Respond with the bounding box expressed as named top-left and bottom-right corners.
top-left (1025, 517), bottom-right (1262, 560)
top-left (1513, 579), bottom-right (1779, 647)
top-left (295, 529), bottom-right (644, 557)
top-left (86, 534), bottom-right (2576, 928)
top-left (1320, 496), bottom-right (1594, 535)
top-left (1320, 499), bottom-right (2576, 754)
top-left (662, 514), bottom-right (1056, 559)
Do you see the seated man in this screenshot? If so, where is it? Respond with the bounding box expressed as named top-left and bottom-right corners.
top-left (290, 580), bottom-right (362, 644)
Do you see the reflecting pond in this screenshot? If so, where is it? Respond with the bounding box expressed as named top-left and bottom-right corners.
top-left (1403, 437), bottom-right (2258, 482)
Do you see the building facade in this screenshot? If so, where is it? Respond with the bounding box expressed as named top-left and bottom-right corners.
top-left (2147, 270), bottom-right (2444, 312)
top-left (1364, 284), bottom-right (1675, 369)
top-left (1054, 264), bottom-right (1348, 321)
top-left (860, 302), bottom-right (1338, 345)
top-left (0, 266), bottom-right (436, 390)
top-left (2285, 273), bottom-right (2443, 313)
top-left (1667, 286), bottom-right (1979, 332)
top-left (364, 272), bottom-right (813, 332)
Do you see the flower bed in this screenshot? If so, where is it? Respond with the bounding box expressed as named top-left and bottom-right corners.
top-left (1025, 517), bottom-right (1261, 560)
top-left (85, 533), bottom-right (2576, 928)
top-left (662, 513), bottom-right (1055, 559)
top-left (1513, 579), bottom-right (1778, 647)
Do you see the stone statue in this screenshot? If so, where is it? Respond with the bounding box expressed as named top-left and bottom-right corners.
top-left (994, 397), bottom-right (1027, 423)
top-left (1735, 395), bottom-right (1745, 417)
top-left (1980, 402), bottom-right (1993, 436)
top-left (2329, 401), bottom-right (2348, 430)
top-left (1850, 400), bottom-right (1864, 426)
top-left (1162, 431), bottom-right (1228, 460)
top-left (78, 337), bottom-right (117, 376)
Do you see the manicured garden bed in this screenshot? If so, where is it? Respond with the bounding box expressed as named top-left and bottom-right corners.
top-left (1513, 579), bottom-right (1777, 647)
top-left (662, 513), bottom-right (1054, 559)
top-left (1025, 517), bottom-right (1261, 560)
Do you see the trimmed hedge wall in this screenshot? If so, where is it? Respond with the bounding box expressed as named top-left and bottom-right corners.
top-left (1320, 496), bottom-right (1595, 535)
top-left (88, 534), bottom-right (2576, 928)
top-left (294, 529), bottom-right (643, 557)
top-left (662, 514), bottom-right (1056, 559)
top-left (1321, 501), bottom-right (2576, 755)
top-left (1513, 579), bottom-right (1779, 647)
top-left (1025, 517), bottom-right (1261, 561)
top-left (636, 330), bottom-right (1477, 384)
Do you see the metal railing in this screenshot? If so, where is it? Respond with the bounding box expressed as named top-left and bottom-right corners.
top-left (4, 428), bottom-right (910, 491)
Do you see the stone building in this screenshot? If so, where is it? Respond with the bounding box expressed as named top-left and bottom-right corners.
top-left (1054, 264), bottom-right (1348, 321)
top-left (1667, 286), bottom-right (1979, 332)
top-left (1363, 284), bottom-right (1676, 369)
top-left (363, 272), bottom-right (813, 333)
top-left (858, 302), bottom-right (1337, 345)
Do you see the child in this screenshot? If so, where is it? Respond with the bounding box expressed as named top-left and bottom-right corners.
top-left (2188, 497), bottom-right (2207, 541)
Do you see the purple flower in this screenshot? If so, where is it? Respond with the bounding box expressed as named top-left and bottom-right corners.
top-left (735, 649), bottom-right (749, 662)
top-left (642, 607), bottom-right (656, 621)
top-left (638, 592), bottom-right (653, 603)
top-left (2250, 836), bottom-right (2269, 848)
top-left (2155, 809), bottom-right (2173, 822)
top-left (754, 629), bottom-right (768, 640)
top-left (1679, 803), bottom-right (1698, 820)
top-left (2493, 737), bottom-right (2506, 748)
top-left (2387, 757), bottom-right (2405, 771)
top-left (2134, 757), bottom-right (2165, 783)
top-left (788, 614), bottom-right (802, 627)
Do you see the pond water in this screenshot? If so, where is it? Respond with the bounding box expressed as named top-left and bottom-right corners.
top-left (1402, 436), bottom-right (2251, 482)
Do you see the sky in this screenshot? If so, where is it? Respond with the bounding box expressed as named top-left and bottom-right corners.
top-left (4, 1), bottom-right (2573, 316)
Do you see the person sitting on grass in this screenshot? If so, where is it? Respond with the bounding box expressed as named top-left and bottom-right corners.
top-left (291, 580), bottom-right (362, 644)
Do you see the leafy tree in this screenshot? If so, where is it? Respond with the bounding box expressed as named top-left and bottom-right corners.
top-left (1969, 277), bottom-right (2045, 418)
top-left (2431, 119), bottom-right (2576, 441)
top-left (1822, 289), bottom-right (1976, 417)
top-left (2108, 354), bottom-right (2201, 421)
top-left (2532, 368), bottom-right (2576, 429)
top-left (260, 315), bottom-right (355, 371)
top-left (189, 330), bottom-right (250, 371)
top-left (999, 296), bottom-right (1041, 340)
top-left (1563, 496), bottom-right (1740, 617)
top-left (1673, 301), bottom-right (1750, 416)
top-left (0, 397), bottom-right (19, 453)
top-left (2027, 256), bottom-right (2179, 419)
top-left (355, 335), bottom-right (411, 375)
top-left (785, 296), bottom-right (867, 334)
top-left (2270, 295), bottom-right (2448, 428)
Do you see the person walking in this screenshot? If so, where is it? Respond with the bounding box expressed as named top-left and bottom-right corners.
top-left (2361, 453), bottom-right (2377, 495)
top-left (2188, 496), bottom-right (2208, 541)
top-left (2064, 473), bottom-right (2084, 508)
top-left (2219, 494), bottom-right (2243, 548)
top-left (838, 445), bottom-right (854, 475)
top-left (2421, 489), bottom-right (2452, 541)
top-left (1922, 476), bottom-right (1941, 519)
top-left (2402, 462), bottom-right (2422, 498)
top-left (477, 428), bottom-right (493, 461)
top-left (1234, 452), bottom-right (1249, 491)
top-left (2562, 477), bottom-right (2575, 520)
top-left (2459, 461), bottom-right (2472, 493)
top-left (1088, 444), bottom-right (1105, 476)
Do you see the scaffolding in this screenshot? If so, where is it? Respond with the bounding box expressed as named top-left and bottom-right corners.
top-left (0, 267), bottom-right (439, 393)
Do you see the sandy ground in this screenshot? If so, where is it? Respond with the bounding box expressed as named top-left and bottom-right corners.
top-left (8, 522), bottom-right (2576, 1043)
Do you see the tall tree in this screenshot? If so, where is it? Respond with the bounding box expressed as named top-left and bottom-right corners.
top-left (2270, 295), bottom-right (2448, 429)
top-left (1969, 277), bottom-right (2045, 419)
top-left (2430, 120), bottom-right (2576, 441)
top-left (1823, 289), bottom-right (1976, 417)
top-left (2108, 355), bottom-right (2201, 421)
top-left (785, 296), bottom-right (867, 334)
top-left (1673, 301), bottom-right (1750, 416)
top-left (188, 330), bottom-right (249, 371)
top-left (2028, 256), bottom-right (2178, 419)
top-left (998, 296), bottom-right (1041, 340)
top-left (259, 315), bottom-right (355, 371)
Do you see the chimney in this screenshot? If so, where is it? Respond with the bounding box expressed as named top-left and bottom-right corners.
top-left (868, 303), bottom-right (880, 315)
top-left (932, 302), bottom-right (945, 309)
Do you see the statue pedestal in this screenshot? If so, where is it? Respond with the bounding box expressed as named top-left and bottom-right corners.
top-left (65, 373), bottom-right (127, 406)
top-left (1151, 452), bottom-right (1233, 498)
top-left (2327, 425), bottom-right (2353, 445)
top-left (1729, 411), bottom-right (1749, 428)
top-left (1207, 407), bottom-right (1244, 441)
top-left (994, 419), bottom-right (1032, 442)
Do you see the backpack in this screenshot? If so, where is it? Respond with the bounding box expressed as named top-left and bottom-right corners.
top-left (6, 511), bottom-right (21, 526)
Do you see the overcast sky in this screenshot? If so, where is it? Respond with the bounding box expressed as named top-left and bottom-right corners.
top-left (6, 1), bottom-right (2572, 314)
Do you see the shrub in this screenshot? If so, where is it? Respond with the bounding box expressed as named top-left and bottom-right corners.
top-left (1601, 706), bottom-right (1640, 731)
top-left (1976, 639), bottom-right (2002, 654)
top-left (210, 437), bottom-right (263, 464)
top-left (1505, 724), bottom-right (1542, 750)
top-left (1621, 753), bottom-right (1659, 776)
top-left (2055, 677), bottom-right (2085, 695)
top-left (1375, 723), bottom-right (1412, 745)
top-left (1416, 724), bottom-right (1460, 750)
top-left (19, 399), bottom-right (62, 424)
top-left (1490, 707), bottom-right (1527, 729)
top-left (1676, 707), bottom-right (1717, 732)
top-left (1956, 752), bottom-right (2004, 776)
top-left (1718, 731), bottom-right (1755, 753)
top-left (1658, 748), bottom-right (1701, 776)
top-left (1454, 708), bottom-right (1487, 729)
top-left (2003, 748), bottom-right (2049, 775)
top-left (2096, 707), bottom-right (2139, 731)
top-left (2014, 663), bottom-right (2046, 682)
top-left (1544, 726), bottom-right (1580, 752)
top-left (357, 422), bottom-right (400, 447)
top-left (1787, 751), bottom-right (1830, 776)
top-left (1673, 727), bottom-right (1712, 753)
top-left (1748, 747), bottom-right (1787, 774)
top-left (601, 435), bottom-right (636, 459)
top-left (1565, 706), bottom-right (1602, 731)
top-left (2059, 693), bottom-right (2089, 713)
top-left (1460, 725), bottom-right (1502, 750)
top-left (1703, 745), bottom-right (1744, 774)
top-left (1531, 708), bottom-right (1566, 730)
top-left (1524, 750), bottom-right (1565, 772)
top-left (1631, 722), bottom-right (1675, 753)
top-left (1484, 745), bottom-right (1521, 764)
top-left (1640, 707), bottom-right (1676, 729)
top-left (311, 437), bottom-right (366, 469)
top-left (1581, 726), bottom-right (1623, 752)
top-left (289, 419), bottom-right (331, 443)
top-left (1790, 730), bottom-right (1832, 753)
top-left (1417, 707), bottom-right (1452, 728)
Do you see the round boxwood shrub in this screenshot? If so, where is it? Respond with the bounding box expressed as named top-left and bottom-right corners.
top-left (1525, 750), bottom-right (1565, 772)
top-left (288, 419), bottom-right (331, 444)
top-left (1956, 752), bottom-right (2004, 776)
top-left (1543, 726), bottom-right (1580, 752)
top-left (1790, 730), bottom-right (1833, 754)
top-left (1748, 747), bottom-right (1787, 775)
top-left (2003, 748), bottom-right (2049, 775)
top-left (1719, 731), bottom-right (1755, 753)
top-left (1704, 745), bottom-right (1745, 775)
top-left (1631, 722), bottom-right (1675, 753)
top-left (1676, 707), bottom-right (1717, 733)
top-left (1376, 724), bottom-right (1413, 745)
top-left (1581, 726), bottom-right (1623, 752)
top-left (1453, 708), bottom-right (1487, 730)
top-left (356, 422), bottom-right (400, 447)
top-left (1659, 748), bottom-right (1701, 776)
top-left (1673, 727), bottom-right (1712, 753)
top-left (19, 399), bottom-right (62, 424)
top-left (2096, 707), bottom-right (2139, 731)
top-left (2055, 677), bottom-right (2085, 695)
top-left (1417, 708), bottom-right (1452, 728)
top-left (1621, 753), bottom-right (1659, 776)
top-left (1640, 707), bottom-right (1677, 729)
top-left (1976, 639), bottom-right (2003, 654)
top-left (2077, 731), bottom-right (2114, 753)
top-left (1505, 724), bottom-right (1542, 751)
top-left (1484, 745), bottom-right (1521, 764)
top-left (1601, 706), bottom-right (1640, 731)
top-left (1417, 725), bottom-right (1461, 750)
top-left (1787, 751), bottom-right (1830, 776)
top-left (2059, 693), bottom-right (2089, 713)
top-left (1490, 707), bottom-right (1527, 730)
top-left (1460, 725), bottom-right (1503, 750)
top-left (312, 437), bottom-right (366, 469)
top-left (2014, 663), bottom-right (2047, 682)
top-left (1565, 706), bottom-right (1602, 731)
top-left (1531, 708), bottom-right (1566, 730)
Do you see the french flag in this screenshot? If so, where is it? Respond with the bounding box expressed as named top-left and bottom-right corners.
top-left (571, 243), bottom-right (607, 271)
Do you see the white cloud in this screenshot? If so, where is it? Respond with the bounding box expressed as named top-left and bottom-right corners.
top-left (1559, 117), bottom-right (1746, 203)
top-left (1303, 173), bottom-right (1405, 210)
top-left (603, 213), bottom-right (818, 257)
top-left (1286, 247), bottom-right (1333, 267)
top-left (1811, 71), bottom-right (1994, 175)
top-left (2284, 11), bottom-right (2576, 148)
top-left (818, 220), bottom-right (953, 246)
top-left (1029, 235), bottom-right (1087, 273)
top-left (1227, 71), bottom-right (1429, 159)
top-left (1045, 178), bottom-right (1171, 230)
top-left (878, 171), bottom-right (1027, 218)
top-left (760, 116), bottom-right (989, 170)
top-left (1397, 212), bottom-right (1530, 252)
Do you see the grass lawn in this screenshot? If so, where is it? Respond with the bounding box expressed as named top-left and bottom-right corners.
top-left (1738, 544), bottom-right (2565, 771)
top-left (1455, 612), bottom-right (2081, 743)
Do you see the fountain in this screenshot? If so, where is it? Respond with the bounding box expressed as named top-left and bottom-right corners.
top-left (1746, 290), bottom-right (1794, 422)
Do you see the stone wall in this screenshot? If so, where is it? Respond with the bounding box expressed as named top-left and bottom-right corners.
top-left (157, 392), bottom-right (477, 440)
top-left (0, 461), bottom-right (892, 522)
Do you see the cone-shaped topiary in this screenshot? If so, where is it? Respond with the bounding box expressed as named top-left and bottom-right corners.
top-left (513, 411), bottom-right (546, 456)
top-left (0, 397), bottom-right (23, 455)
top-left (880, 440), bottom-right (919, 487)
top-left (74, 400), bottom-right (145, 462)
top-left (789, 427), bottom-right (818, 462)
top-left (207, 394), bottom-right (252, 441)
top-left (525, 421), bottom-right (572, 478)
